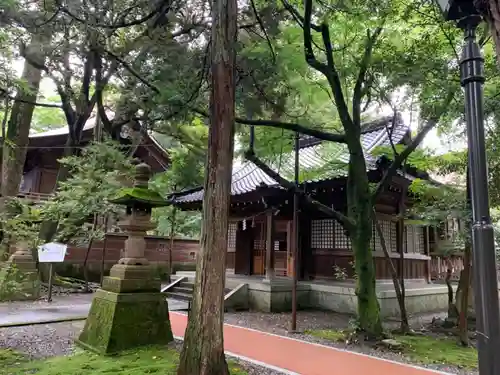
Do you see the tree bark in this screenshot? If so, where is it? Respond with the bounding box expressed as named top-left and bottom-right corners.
top-left (177, 0), bottom-right (237, 372)
top-left (445, 259), bottom-right (458, 318)
top-left (83, 214), bottom-right (98, 292)
top-left (457, 166), bottom-right (472, 346)
top-left (1, 32), bottom-right (49, 197)
top-left (169, 206), bottom-right (177, 279)
top-left (347, 147), bottom-right (383, 338)
top-left (374, 211), bottom-right (409, 333)
top-left (352, 214), bottom-right (383, 338)
top-left (480, 0), bottom-right (500, 62)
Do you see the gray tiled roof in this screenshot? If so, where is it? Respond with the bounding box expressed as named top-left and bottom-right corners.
top-left (172, 115), bottom-right (410, 203)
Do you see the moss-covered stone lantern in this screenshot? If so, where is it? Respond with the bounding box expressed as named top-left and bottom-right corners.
top-left (77, 163), bottom-right (173, 354)
top-left (0, 204), bottom-right (41, 301)
top-left (108, 163), bottom-right (169, 266)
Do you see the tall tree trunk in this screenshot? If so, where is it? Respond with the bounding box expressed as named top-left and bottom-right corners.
top-left (480, 0), bottom-right (500, 61)
top-left (397, 193), bottom-right (407, 332)
top-left (169, 206), bottom-right (177, 280)
top-left (457, 166), bottom-right (472, 346)
top-left (0, 33), bottom-right (49, 260)
top-left (83, 214), bottom-right (98, 292)
top-left (458, 244), bottom-right (472, 345)
top-left (347, 148), bottom-right (383, 338)
top-left (352, 214), bottom-right (383, 338)
top-left (374, 211), bottom-right (409, 333)
top-left (1, 33), bottom-right (49, 197)
top-left (177, 0), bottom-right (237, 372)
top-left (445, 259), bottom-right (458, 318)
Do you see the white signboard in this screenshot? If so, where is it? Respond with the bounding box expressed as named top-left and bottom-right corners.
top-left (37, 242), bottom-right (68, 263)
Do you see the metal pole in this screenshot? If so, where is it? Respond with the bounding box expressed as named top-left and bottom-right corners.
top-left (460, 15), bottom-right (500, 375)
top-left (47, 263), bottom-right (53, 302)
top-left (290, 132), bottom-right (299, 333)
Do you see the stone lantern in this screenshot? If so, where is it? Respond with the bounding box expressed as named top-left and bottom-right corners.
top-left (77, 163), bottom-right (173, 354)
top-left (0, 206), bottom-right (41, 301)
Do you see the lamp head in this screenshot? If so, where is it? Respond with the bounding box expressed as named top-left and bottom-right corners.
top-left (434, 0), bottom-right (480, 21)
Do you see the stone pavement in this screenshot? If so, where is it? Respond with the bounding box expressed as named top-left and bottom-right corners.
top-left (170, 312), bottom-right (450, 375)
top-left (0, 297), bottom-right (188, 327)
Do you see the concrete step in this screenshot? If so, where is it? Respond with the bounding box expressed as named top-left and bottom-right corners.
top-left (171, 286), bottom-right (193, 294)
top-left (166, 292), bottom-right (193, 302)
top-left (180, 281), bottom-right (195, 289)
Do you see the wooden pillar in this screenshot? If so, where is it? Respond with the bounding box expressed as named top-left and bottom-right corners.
top-left (264, 211), bottom-right (275, 280)
top-left (300, 215), bottom-right (311, 280)
top-left (235, 221), bottom-right (253, 275)
top-left (424, 226), bottom-right (431, 283)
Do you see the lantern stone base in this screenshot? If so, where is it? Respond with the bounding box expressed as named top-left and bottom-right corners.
top-left (0, 251), bottom-right (40, 301)
top-left (77, 267), bottom-right (173, 354)
top-left (102, 264), bottom-right (160, 293)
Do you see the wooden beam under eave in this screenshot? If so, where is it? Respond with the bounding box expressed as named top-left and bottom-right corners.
top-left (264, 210), bottom-right (275, 280)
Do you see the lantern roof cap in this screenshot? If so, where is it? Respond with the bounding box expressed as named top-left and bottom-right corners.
top-left (109, 163), bottom-right (169, 207)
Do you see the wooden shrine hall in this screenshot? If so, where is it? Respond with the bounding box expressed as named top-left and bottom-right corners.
top-left (170, 115), bottom-right (453, 285)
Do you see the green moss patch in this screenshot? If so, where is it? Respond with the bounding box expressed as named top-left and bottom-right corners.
top-left (1, 346), bottom-right (248, 375)
top-left (77, 290), bottom-right (173, 354)
top-left (304, 329), bottom-right (349, 342)
top-left (304, 329), bottom-right (478, 369)
top-left (395, 334), bottom-right (478, 369)
top-left (0, 349), bottom-right (28, 367)
top-left (110, 187), bottom-right (169, 207)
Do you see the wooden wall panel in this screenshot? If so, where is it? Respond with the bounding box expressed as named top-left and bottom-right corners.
top-left (309, 250), bottom-right (428, 280)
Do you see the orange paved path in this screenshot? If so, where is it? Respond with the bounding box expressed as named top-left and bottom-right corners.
top-left (169, 312), bottom-right (447, 375)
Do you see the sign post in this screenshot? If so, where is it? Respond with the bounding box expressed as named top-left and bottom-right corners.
top-left (37, 242), bottom-right (68, 302)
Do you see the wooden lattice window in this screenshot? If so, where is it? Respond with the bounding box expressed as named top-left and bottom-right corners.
top-left (390, 221), bottom-right (398, 252)
top-left (372, 218), bottom-right (398, 252)
top-left (372, 219), bottom-right (391, 252)
top-left (310, 219), bottom-right (335, 248)
top-left (334, 221), bottom-right (350, 249)
top-left (404, 225), bottom-right (424, 253)
top-left (227, 222), bottom-right (237, 251)
top-left (254, 237), bottom-right (265, 249)
top-left (414, 226), bottom-right (424, 253)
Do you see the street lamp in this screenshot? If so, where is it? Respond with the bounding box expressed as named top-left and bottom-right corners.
top-left (434, 1), bottom-right (500, 375)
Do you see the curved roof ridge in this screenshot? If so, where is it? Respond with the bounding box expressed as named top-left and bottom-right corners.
top-left (171, 115), bottom-right (411, 204)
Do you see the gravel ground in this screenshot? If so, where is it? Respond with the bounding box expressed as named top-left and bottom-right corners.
top-left (0, 321), bottom-right (284, 375)
top-left (0, 321), bottom-right (83, 359)
top-left (224, 310), bottom-right (476, 375)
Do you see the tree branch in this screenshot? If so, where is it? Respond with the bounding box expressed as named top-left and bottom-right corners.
top-left (0, 88), bottom-right (62, 108)
top-left (193, 108), bottom-right (349, 143)
top-left (352, 26), bottom-right (384, 127)
top-left (57, 0), bottom-right (171, 29)
top-left (303, 0), bottom-right (354, 131)
top-left (244, 149), bottom-right (355, 229)
top-left (104, 50), bottom-right (161, 94)
top-left (371, 90), bottom-right (456, 203)
top-left (250, 0), bottom-right (276, 63)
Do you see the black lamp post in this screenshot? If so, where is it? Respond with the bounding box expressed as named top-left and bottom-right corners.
top-left (434, 1), bottom-right (500, 374)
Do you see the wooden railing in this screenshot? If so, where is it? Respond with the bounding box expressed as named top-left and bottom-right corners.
top-left (430, 254), bottom-right (464, 281)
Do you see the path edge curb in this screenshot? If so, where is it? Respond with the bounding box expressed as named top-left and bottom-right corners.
top-left (0, 316), bottom-right (87, 328)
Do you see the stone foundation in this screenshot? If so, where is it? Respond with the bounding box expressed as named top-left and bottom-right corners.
top-left (77, 289), bottom-right (173, 354)
top-left (224, 276), bottom-right (454, 317)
